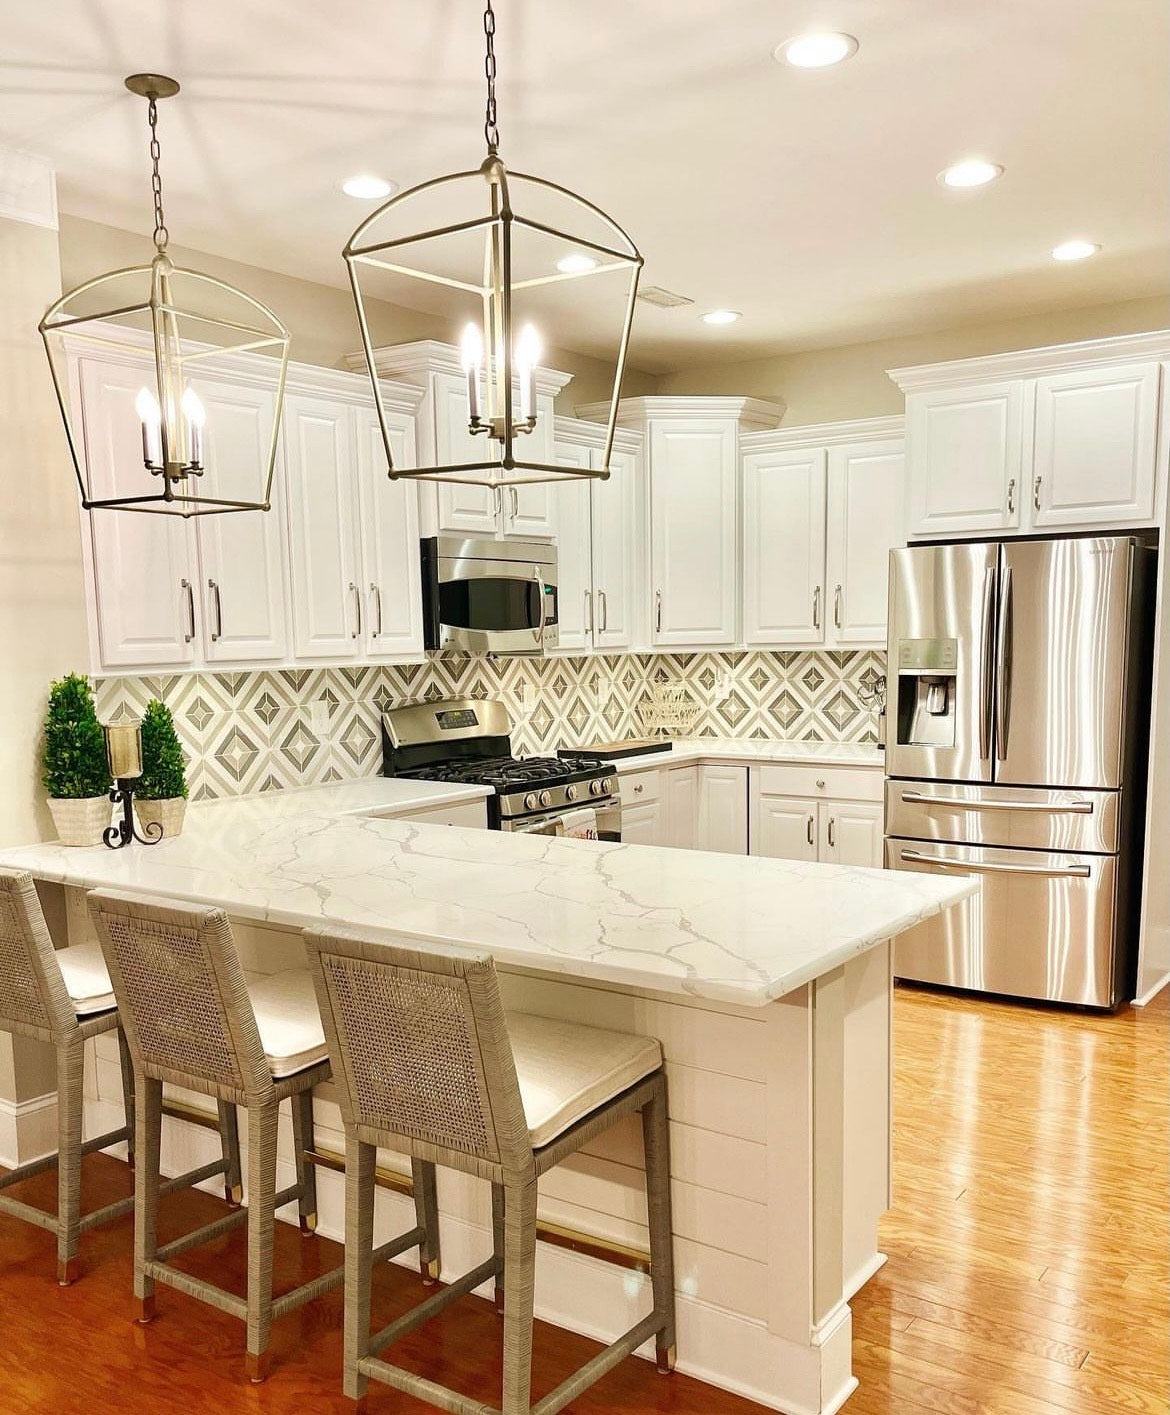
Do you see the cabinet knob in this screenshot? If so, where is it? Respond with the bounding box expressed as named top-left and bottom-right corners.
top-left (816, 778), bottom-right (825, 789)
top-left (634, 783), bottom-right (644, 795)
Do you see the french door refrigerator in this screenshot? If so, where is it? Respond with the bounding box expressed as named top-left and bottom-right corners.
top-left (885, 535), bottom-right (1156, 1009)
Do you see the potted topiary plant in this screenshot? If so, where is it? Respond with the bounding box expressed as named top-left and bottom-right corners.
top-left (135, 698), bottom-right (189, 838)
top-left (42, 673), bottom-right (111, 846)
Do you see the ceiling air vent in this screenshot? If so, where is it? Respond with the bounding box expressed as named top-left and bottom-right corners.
top-left (637, 286), bottom-right (694, 309)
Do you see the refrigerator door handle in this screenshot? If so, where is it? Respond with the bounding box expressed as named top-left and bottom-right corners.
top-left (994, 563), bottom-right (1013, 761)
top-left (979, 566), bottom-right (995, 761)
top-left (899, 791), bottom-right (1094, 815)
top-left (898, 849), bottom-right (1091, 879)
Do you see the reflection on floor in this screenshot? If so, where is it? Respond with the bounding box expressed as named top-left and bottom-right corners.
top-left (0, 986), bottom-right (1165, 1415)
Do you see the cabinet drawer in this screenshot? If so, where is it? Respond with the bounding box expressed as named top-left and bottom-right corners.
top-left (619, 768), bottom-right (662, 805)
top-left (755, 764), bottom-right (883, 803)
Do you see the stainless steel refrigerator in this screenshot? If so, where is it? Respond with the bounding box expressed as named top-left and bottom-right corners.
top-left (884, 535), bottom-right (1156, 1009)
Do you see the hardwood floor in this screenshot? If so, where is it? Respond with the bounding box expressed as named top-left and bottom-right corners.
top-left (0, 985), bottom-right (1166, 1414)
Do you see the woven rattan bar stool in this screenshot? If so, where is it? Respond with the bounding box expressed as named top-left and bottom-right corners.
top-left (88, 888), bottom-right (440, 1382)
top-left (304, 926), bottom-right (676, 1415)
top-left (0, 868), bottom-right (238, 1285)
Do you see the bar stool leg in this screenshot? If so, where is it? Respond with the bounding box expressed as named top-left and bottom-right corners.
top-left (216, 1101), bottom-right (243, 1207)
top-left (116, 1027), bottom-right (135, 1168)
top-left (290, 1089), bottom-right (318, 1234)
top-left (244, 1101), bottom-right (278, 1382)
top-left (54, 1033), bottom-right (85, 1286)
top-left (641, 1079), bottom-right (677, 1373)
top-left (491, 1182), bottom-right (506, 1314)
top-left (411, 1159), bottom-right (440, 1283)
top-left (501, 1178), bottom-right (538, 1415)
top-left (135, 1074), bottom-right (163, 1323)
top-left (344, 1134), bottom-right (375, 1406)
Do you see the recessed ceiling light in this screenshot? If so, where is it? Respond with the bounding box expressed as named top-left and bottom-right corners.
top-left (341, 174), bottom-right (396, 200)
top-left (556, 252), bottom-right (598, 274)
top-left (701, 310), bottom-right (741, 326)
top-left (1051, 239), bottom-right (1101, 262)
top-left (776, 32), bottom-right (859, 68)
top-left (939, 159), bottom-right (1004, 189)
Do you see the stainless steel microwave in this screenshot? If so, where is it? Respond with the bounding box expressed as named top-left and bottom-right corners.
top-left (420, 536), bottom-right (559, 654)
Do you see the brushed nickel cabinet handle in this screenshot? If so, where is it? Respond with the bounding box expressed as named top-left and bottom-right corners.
top-left (655, 589), bottom-right (663, 633)
top-left (807, 814), bottom-right (815, 846)
top-left (370, 583), bottom-right (383, 638)
top-left (834, 584), bottom-right (843, 629)
top-left (1033, 475), bottom-right (1042, 510)
top-left (1007, 477), bottom-right (1016, 514)
top-left (208, 579), bottom-right (223, 642)
top-left (585, 590), bottom-right (594, 635)
top-left (349, 582), bottom-right (361, 639)
top-left (813, 586), bottom-right (821, 630)
top-left (599, 589), bottom-right (608, 633)
top-left (510, 486), bottom-right (519, 518)
top-left (181, 578), bottom-right (195, 643)
top-left (828, 816), bottom-right (836, 848)
top-left (493, 485), bottom-right (503, 520)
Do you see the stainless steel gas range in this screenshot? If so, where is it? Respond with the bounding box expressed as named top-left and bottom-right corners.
top-left (381, 698), bottom-right (620, 839)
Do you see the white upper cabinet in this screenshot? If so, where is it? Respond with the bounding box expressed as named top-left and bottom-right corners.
top-left (650, 418), bottom-right (738, 646)
top-left (353, 404), bottom-right (424, 659)
top-left (432, 371), bottom-right (498, 536)
top-left (892, 334), bottom-right (1169, 539)
top-left (904, 382), bottom-right (1024, 536)
top-left (77, 357), bottom-right (198, 669)
top-left (591, 443), bottom-right (639, 651)
top-left (193, 377), bottom-right (289, 664)
top-left (825, 439), bottom-right (905, 645)
top-left (551, 441), bottom-right (594, 652)
top-left (1032, 363), bottom-right (1161, 527)
top-left (743, 447), bottom-right (827, 646)
top-left (502, 393), bottom-right (557, 539)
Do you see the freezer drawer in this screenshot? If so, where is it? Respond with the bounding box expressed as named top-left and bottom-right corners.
top-left (886, 840), bottom-right (1120, 1008)
top-left (885, 780), bottom-right (1119, 853)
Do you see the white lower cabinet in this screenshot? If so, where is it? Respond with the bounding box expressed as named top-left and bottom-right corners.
top-left (696, 765), bottom-right (748, 854)
top-left (820, 800), bottom-right (884, 867)
top-left (753, 795), bottom-right (820, 862)
top-left (749, 766), bottom-right (884, 868)
top-left (620, 799), bottom-right (663, 845)
top-left (665, 767), bottom-right (697, 849)
top-left (618, 762), bottom-right (747, 854)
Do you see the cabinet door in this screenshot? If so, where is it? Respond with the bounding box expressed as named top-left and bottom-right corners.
top-left (591, 444), bottom-right (638, 651)
top-left (77, 357), bottom-right (197, 668)
top-left (503, 392), bottom-right (556, 539)
top-left (1032, 363), bottom-right (1161, 527)
top-left (751, 795), bottom-right (819, 862)
top-left (664, 767), bottom-right (698, 849)
top-left (354, 405), bottom-right (424, 658)
top-left (621, 799), bottom-right (663, 846)
top-left (821, 800), bottom-right (884, 868)
top-left (650, 420), bottom-right (738, 646)
top-left (696, 765), bottom-right (748, 854)
top-left (552, 442), bottom-right (594, 651)
top-left (826, 439), bottom-right (905, 646)
top-left (906, 383), bottom-right (1023, 536)
top-left (433, 372), bottom-right (499, 536)
top-left (284, 395), bottom-right (359, 659)
top-left (194, 378), bottom-right (289, 663)
top-left (742, 447), bottom-right (826, 645)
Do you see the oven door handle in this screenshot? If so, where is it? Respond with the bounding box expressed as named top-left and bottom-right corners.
top-left (533, 565), bottom-right (548, 646)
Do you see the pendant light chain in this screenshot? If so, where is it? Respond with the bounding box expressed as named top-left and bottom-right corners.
top-left (483, 0), bottom-right (500, 154)
top-left (147, 96), bottom-right (169, 253)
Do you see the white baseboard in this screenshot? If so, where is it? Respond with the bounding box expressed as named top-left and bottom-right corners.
top-left (0, 1090), bottom-right (58, 1169)
top-left (1134, 970), bottom-right (1170, 1007)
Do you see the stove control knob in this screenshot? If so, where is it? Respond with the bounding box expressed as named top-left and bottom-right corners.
top-left (566, 784), bottom-right (578, 802)
top-left (589, 779), bottom-right (604, 797)
top-left (524, 792), bottom-right (538, 811)
top-left (601, 778), bottom-right (612, 795)
top-left (539, 790), bottom-right (552, 808)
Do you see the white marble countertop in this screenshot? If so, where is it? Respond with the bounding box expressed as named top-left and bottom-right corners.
top-left (610, 738), bottom-right (885, 773)
top-left (185, 776), bottom-right (492, 823)
top-left (0, 780), bottom-right (970, 1008)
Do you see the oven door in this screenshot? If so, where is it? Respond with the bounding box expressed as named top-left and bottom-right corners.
top-left (501, 799), bottom-right (622, 843)
top-left (425, 538), bottom-right (559, 654)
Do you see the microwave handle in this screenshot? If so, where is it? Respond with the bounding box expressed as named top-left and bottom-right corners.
top-left (534, 566), bottom-right (548, 646)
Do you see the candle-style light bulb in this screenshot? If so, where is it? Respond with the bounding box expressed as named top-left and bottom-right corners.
top-left (515, 323), bottom-right (541, 424)
top-left (460, 322), bottom-right (484, 426)
top-left (135, 386), bottom-right (163, 469)
top-left (181, 386), bottom-right (206, 469)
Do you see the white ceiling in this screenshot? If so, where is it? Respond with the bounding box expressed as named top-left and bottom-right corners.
top-left (1, 0), bottom-right (1167, 372)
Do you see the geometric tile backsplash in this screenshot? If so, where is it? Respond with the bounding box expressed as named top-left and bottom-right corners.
top-left (95, 648), bottom-right (887, 801)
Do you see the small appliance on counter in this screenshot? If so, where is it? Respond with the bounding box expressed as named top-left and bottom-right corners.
top-left (382, 698), bottom-right (619, 839)
top-left (420, 536), bottom-right (559, 655)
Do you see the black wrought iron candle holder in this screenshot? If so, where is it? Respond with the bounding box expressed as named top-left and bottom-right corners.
top-left (104, 780), bottom-right (164, 850)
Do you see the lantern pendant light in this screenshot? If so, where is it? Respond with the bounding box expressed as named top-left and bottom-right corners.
top-left (344, 0), bottom-right (643, 490)
top-left (39, 75), bottom-right (290, 517)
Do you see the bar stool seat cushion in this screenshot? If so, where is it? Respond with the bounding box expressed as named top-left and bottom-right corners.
top-left (248, 970), bottom-right (328, 1078)
top-left (55, 941), bottom-right (116, 1016)
top-left (506, 1011), bottom-right (663, 1148)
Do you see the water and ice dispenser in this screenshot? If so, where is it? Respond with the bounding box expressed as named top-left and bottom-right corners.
top-left (895, 639), bottom-right (959, 748)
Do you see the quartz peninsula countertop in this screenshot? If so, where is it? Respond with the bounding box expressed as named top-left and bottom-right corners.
top-left (0, 778), bottom-right (970, 1007)
top-left (609, 737), bottom-right (885, 773)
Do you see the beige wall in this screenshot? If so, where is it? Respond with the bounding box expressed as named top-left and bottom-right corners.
top-left (655, 295), bottom-right (1170, 426)
top-left (57, 215), bottom-right (656, 406)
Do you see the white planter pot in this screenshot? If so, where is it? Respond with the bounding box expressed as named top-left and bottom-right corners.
top-left (47, 796), bottom-right (111, 847)
top-left (134, 797), bottom-right (187, 839)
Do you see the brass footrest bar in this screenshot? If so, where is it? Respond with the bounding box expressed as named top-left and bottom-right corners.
top-left (161, 1098), bottom-right (222, 1132)
top-left (305, 1143), bottom-right (652, 1275)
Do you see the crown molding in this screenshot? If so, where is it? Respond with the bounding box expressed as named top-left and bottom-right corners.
top-left (553, 415), bottom-right (642, 452)
top-left (576, 394), bottom-right (786, 432)
top-left (0, 147), bottom-right (57, 230)
top-left (346, 339), bottom-right (575, 396)
top-left (889, 329), bottom-right (1170, 392)
top-left (740, 413), bottom-right (903, 451)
